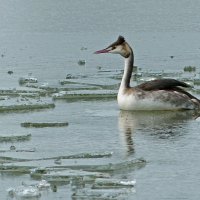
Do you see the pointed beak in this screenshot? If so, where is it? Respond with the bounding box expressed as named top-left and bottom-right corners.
top-left (94, 48), bottom-right (110, 54)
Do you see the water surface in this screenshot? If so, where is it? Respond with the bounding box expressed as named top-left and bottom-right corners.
top-left (1, 0), bottom-right (200, 199)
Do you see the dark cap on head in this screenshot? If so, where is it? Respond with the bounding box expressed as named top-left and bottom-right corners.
top-left (107, 35), bottom-right (125, 48)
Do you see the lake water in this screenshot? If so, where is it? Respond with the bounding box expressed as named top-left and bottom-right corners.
top-left (1, 0), bottom-right (200, 199)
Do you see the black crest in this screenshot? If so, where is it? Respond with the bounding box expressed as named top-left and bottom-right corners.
top-left (116, 35), bottom-right (125, 44)
top-left (107, 35), bottom-right (126, 48)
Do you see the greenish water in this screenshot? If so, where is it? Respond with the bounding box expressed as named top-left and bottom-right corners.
top-left (1, 0), bottom-right (200, 199)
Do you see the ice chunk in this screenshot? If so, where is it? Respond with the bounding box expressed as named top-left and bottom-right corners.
top-left (16, 148), bottom-right (36, 152)
top-left (0, 87), bottom-right (48, 99)
top-left (55, 151), bottom-right (113, 159)
top-left (7, 186), bottom-right (41, 198)
top-left (59, 80), bottom-right (96, 87)
top-left (41, 151), bottom-right (113, 160)
top-left (3, 157), bottom-right (145, 175)
top-left (54, 158), bottom-right (62, 165)
top-left (0, 134), bottom-right (31, 142)
top-left (72, 188), bottom-right (135, 199)
top-left (30, 168), bottom-right (48, 179)
top-left (0, 98), bottom-right (55, 112)
top-left (53, 90), bottom-right (117, 100)
top-left (120, 180), bottom-right (136, 186)
top-left (64, 158), bottom-right (146, 172)
top-left (37, 180), bottom-right (50, 190)
top-left (92, 178), bottom-right (136, 189)
top-left (19, 77), bottom-right (38, 85)
top-left (7, 180), bottom-right (50, 198)
top-left (194, 78), bottom-right (200, 85)
top-left (0, 147), bottom-right (35, 153)
top-left (0, 165), bottom-right (32, 174)
top-left (0, 96), bottom-right (10, 100)
top-left (21, 122), bottom-right (68, 128)
top-left (21, 180), bottom-right (50, 191)
top-left (65, 74), bottom-right (88, 79)
top-left (42, 169), bottom-right (110, 182)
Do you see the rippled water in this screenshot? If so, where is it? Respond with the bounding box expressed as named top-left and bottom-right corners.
top-left (1, 0), bottom-right (200, 199)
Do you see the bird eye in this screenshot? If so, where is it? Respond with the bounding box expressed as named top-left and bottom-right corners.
top-left (112, 46), bottom-right (116, 50)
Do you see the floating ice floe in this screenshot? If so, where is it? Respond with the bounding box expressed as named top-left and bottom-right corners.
top-left (44, 157), bottom-right (144, 172)
top-left (59, 79), bottom-right (102, 88)
top-left (30, 168), bottom-right (48, 179)
top-left (21, 122), bottom-right (69, 128)
top-left (59, 78), bottom-right (118, 88)
top-left (36, 180), bottom-right (51, 190)
top-left (0, 88), bottom-right (41, 97)
top-left (183, 66), bottom-right (196, 72)
top-left (0, 97), bottom-right (55, 112)
top-left (0, 151), bottom-right (113, 171)
top-left (72, 187), bottom-right (135, 200)
top-left (54, 158), bottom-right (62, 165)
top-left (72, 179), bottom-right (135, 199)
top-left (42, 169), bottom-right (110, 183)
top-left (37, 151), bottom-right (113, 161)
top-left (0, 133), bottom-right (31, 142)
top-left (92, 178), bottom-right (136, 189)
top-left (62, 158), bottom-right (146, 172)
top-left (21, 180), bottom-right (50, 190)
top-left (15, 148), bottom-right (36, 153)
top-left (53, 90), bottom-right (117, 100)
top-left (65, 74), bottom-right (88, 79)
top-left (193, 78), bottom-right (200, 85)
top-left (0, 96), bottom-right (10, 100)
top-left (7, 186), bottom-right (41, 198)
top-left (2, 157), bottom-right (145, 175)
top-left (0, 157), bottom-right (31, 166)
top-left (19, 77), bottom-right (38, 85)
top-left (7, 180), bottom-right (50, 199)
top-left (52, 151), bottom-right (113, 159)
top-left (0, 147), bottom-right (35, 153)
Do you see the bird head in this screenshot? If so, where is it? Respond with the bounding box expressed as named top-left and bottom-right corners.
top-left (94, 36), bottom-right (132, 58)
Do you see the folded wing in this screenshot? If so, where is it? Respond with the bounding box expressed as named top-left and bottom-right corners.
top-left (137, 78), bottom-right (200, 103)
top-left (137, 79), bottom-right (190, 91)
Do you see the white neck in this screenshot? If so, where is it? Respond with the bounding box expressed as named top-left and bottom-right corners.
top-left (119, 51), bottom-right (134, 91)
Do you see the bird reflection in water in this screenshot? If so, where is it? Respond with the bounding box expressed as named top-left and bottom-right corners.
top-left (118, 110), bottom-right (200, 156)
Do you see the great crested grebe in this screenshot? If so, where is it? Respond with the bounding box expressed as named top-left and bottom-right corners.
top-left (95, 36), bottom-right (200, 110)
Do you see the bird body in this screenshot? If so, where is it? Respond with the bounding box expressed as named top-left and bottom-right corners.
top-left (117, 86), bottom-right (199, 110)
top-left (95, 36), bottom-right (200, 111)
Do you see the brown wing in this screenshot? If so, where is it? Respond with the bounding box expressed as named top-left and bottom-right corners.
top-left (137, 79), bottom-right (190, 91)
top-left (137, 78), bottom-right (200, 102)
